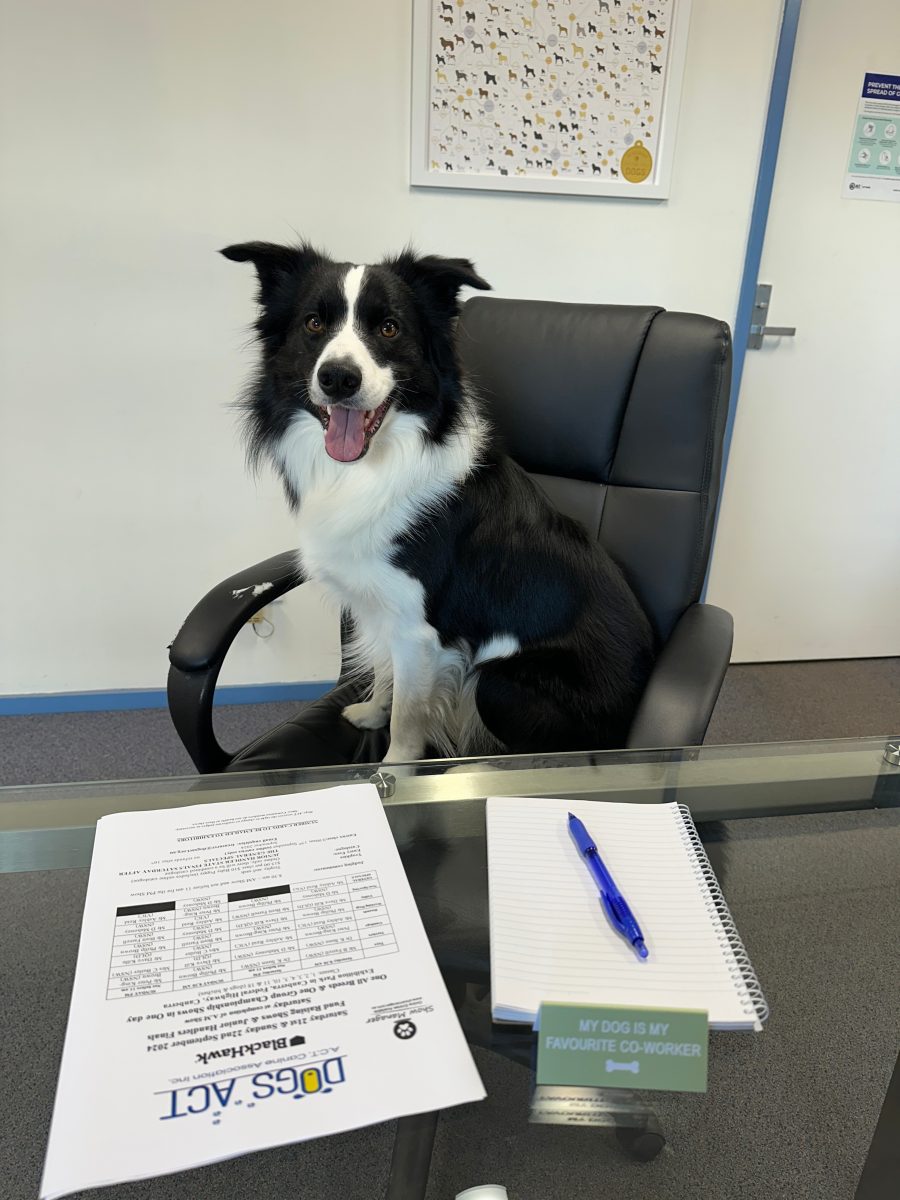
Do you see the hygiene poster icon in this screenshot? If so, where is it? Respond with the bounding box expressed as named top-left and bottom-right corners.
top-left (843, 72), bottom-right (900, 203)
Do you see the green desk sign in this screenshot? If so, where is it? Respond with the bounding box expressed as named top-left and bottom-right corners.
top-left (536, 1003), bottom-right (709, 1094)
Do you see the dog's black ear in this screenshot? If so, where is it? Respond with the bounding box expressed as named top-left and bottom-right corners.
top-left (389, 250), bottom-right (491, 316)
top-left (411, 254), bottom-right (492, 296)
top-left (221, 241), bottom-right (321, 349)
top-left (221, 241), bottom-right (320, 306)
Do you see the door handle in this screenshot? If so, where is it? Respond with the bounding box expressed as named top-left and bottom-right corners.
top-left (749, 324), bottom-right (796, 338)
top-left (747, 284), bottom-right (796, 349)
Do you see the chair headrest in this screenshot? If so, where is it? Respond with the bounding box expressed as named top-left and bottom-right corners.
top-left (457, 297), bottom-right (664, 482)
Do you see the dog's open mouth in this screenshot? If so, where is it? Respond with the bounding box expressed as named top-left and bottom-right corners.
top-left (319, 400), bottom-right (392, 463)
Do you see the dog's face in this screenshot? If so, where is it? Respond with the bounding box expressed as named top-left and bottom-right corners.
top-left (222, 243), bottom-right (490, 465)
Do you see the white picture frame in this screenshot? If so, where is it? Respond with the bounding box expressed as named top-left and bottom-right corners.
top-left (410, 0), bottom-right (691, 199)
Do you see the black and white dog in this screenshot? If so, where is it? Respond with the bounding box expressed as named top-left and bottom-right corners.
top-left (223, 242), bottom-right (654, 761)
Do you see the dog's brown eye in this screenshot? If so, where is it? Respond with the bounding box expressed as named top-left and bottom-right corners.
top-left (380, 318), bottom-right (399, 339)
top-left (305, 314), bottom-right (325, 334)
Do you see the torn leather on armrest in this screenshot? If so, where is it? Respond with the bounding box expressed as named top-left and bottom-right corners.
top-left (168, 551), bottom-right (304, 673)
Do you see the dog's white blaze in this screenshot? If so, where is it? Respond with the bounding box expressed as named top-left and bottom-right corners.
top-left (310, 264), bottom-right (395, 411)
top-left (343, 262), bottom-right (365, 310)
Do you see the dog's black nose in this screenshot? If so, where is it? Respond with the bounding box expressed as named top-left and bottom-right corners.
top-left (317, 359), bottom-right (362, 399)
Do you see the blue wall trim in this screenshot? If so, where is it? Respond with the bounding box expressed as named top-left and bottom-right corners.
top-left (0, 681), bottom-right (335, 716)
top-left (725, 0), bottom-right (803, 466)
top-left (703, 0), bottom-right (803, 601)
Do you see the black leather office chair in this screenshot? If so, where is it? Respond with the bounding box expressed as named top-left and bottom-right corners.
top-left (168, 298), bottom-right (734, 773)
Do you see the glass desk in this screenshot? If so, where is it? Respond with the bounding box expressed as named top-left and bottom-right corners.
top-left (1, 737), bottom-right (898, 1200)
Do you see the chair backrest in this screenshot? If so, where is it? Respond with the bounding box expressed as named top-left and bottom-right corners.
top-left (455, 297), bottom-right (732, 643)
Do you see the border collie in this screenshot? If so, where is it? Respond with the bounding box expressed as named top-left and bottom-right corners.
top-left (223, 242), bottom-right (654, 762)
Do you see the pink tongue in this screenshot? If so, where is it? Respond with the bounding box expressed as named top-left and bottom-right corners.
top-left (324, 407), bottom-right (367, 462)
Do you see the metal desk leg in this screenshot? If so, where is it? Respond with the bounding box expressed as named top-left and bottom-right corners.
top-left (614, 1109), bottom-right (666, 1161)
top-left (385, 1110), bottom-right (439, 1200)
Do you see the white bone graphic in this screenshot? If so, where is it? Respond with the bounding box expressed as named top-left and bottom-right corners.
top-left (605, 1059), bottom-right (640, 1074)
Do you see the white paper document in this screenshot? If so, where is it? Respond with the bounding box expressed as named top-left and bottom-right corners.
top-left (41, 785), bottom-right (484, 1198)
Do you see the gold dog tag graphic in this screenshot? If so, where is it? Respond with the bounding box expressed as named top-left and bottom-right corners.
top-left (620, 140), bottom-right (653, 184)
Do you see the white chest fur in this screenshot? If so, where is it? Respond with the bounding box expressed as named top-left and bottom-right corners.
top-left (276, 405), bottom-right (484, 629)
top-left (275, 406), bottom-right (487, 759)
top-left (273, 404), bottom-right (513, 759)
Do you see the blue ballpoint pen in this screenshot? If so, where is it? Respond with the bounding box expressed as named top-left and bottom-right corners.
top-left (567, 812), bottom-right (649, 960)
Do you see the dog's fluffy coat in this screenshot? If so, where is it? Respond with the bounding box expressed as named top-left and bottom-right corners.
top-left (223, 242), bottom-right (654, 761)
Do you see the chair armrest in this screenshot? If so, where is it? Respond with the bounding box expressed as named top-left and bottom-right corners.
top-left (167, 551), bottom-right (304, 772)
top-left (626, 603), bottom-right (733, 750)
top-left (169, 551), bottom-right (303, 672)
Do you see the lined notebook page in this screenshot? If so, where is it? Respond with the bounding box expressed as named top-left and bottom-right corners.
top-left (487, 797), bottom-right (756, 1030)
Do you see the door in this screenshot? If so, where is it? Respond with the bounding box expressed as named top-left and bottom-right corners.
top-left (707, 0), bottom-right (900, 662)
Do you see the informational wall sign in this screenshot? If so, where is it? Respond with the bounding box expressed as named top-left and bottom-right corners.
top-left (843, 73), bottom-right (900, 203)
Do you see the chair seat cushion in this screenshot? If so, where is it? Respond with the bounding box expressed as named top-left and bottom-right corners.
top-left (225, 680), bottom-right (390, 772)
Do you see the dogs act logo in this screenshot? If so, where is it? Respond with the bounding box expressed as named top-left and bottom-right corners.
top-left (158, 1055), bottom-right (347, 1121)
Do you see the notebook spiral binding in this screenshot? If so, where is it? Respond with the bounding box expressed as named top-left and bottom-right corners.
top-left (674, 803), bottom-right (770, 1026)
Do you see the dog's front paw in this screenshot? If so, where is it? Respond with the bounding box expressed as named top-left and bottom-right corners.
top-left (342, 700), bottom-right (390, 731)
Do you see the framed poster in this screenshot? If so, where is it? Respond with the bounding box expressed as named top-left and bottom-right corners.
top-left (411, 0), bottom-right (691, 199)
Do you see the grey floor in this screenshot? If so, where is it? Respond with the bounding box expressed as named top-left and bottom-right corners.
top-left (1, 658), bottom-right (898, 788)
top-left (1, 657), bottom-right (900, 787)
top-left (1, 659), bottom-right (898, 1200)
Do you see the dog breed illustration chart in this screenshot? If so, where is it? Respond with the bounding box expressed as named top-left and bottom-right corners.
top-left (107, 871), bottom-right (398, 998)
top-left (413, 0), bottom-right (690, 195)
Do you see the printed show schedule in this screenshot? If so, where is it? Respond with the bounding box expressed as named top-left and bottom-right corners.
top-left (41, 785), bottom-right (485, 1200)
top-left (107, 870), bottom-right (397, 998)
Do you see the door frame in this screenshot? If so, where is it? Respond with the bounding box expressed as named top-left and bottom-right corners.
top-left (705, 0), bottom-right (804, 591)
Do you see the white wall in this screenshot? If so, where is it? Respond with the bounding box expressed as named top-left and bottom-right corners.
top-left (705, 0), bottom-right (900, 661)
top-left (0, 0), bottom-right (781, 696)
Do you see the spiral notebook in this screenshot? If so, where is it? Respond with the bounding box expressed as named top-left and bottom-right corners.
top-left (487, 797), bottom-right (768, 1031)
